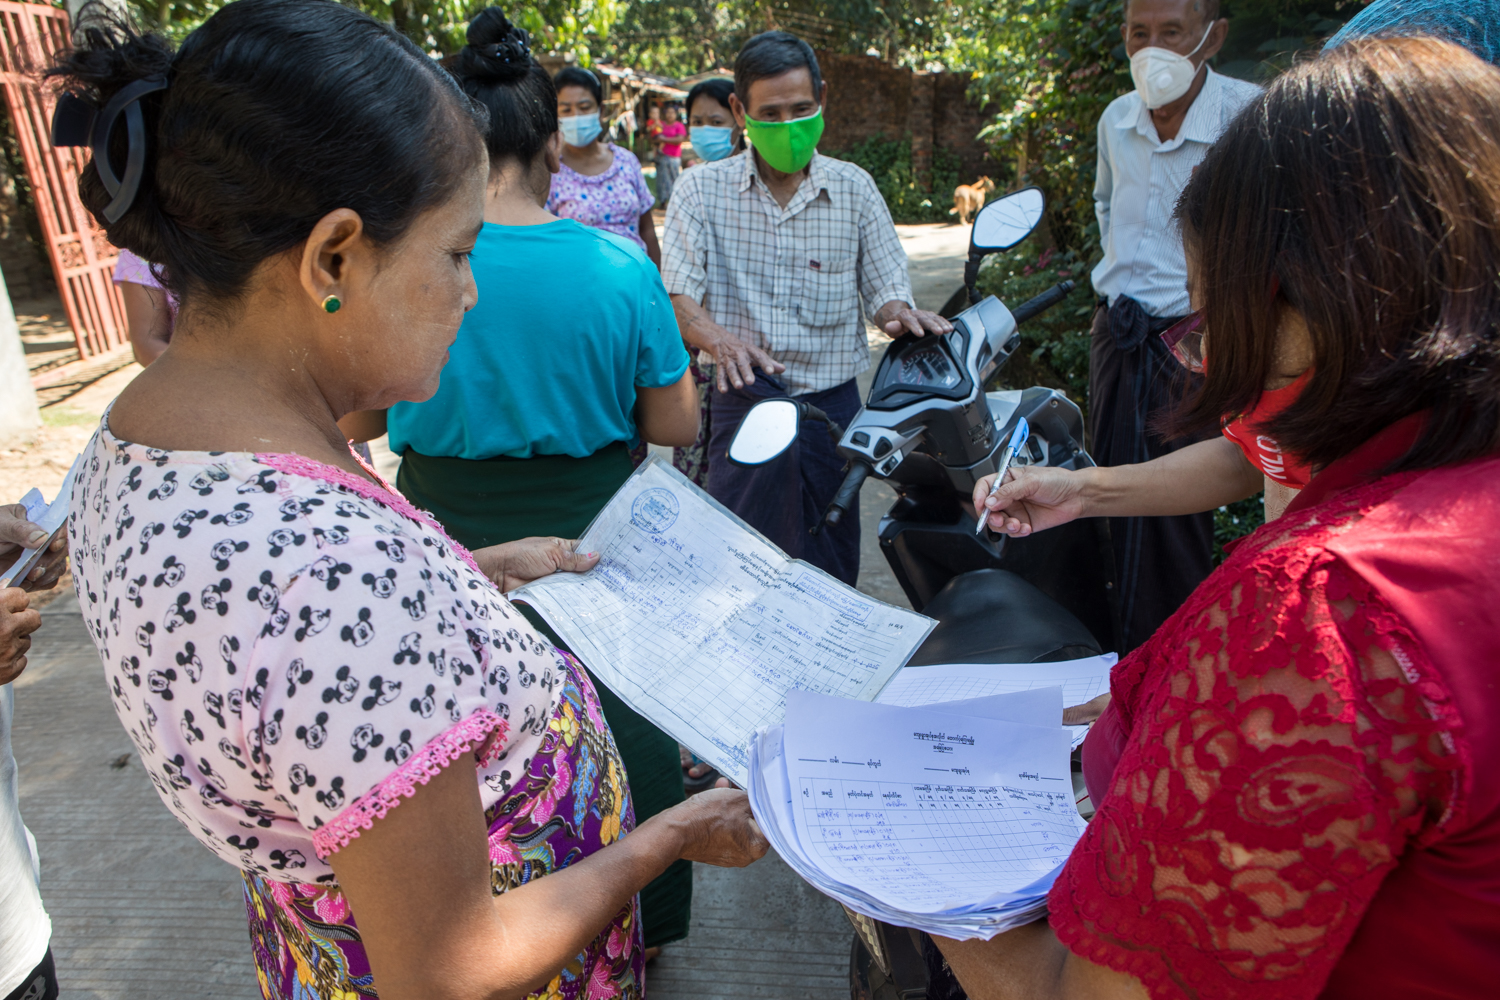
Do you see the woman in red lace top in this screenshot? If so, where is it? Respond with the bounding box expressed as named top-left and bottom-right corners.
top-left (940, 37), bottom-right (1500, 1000)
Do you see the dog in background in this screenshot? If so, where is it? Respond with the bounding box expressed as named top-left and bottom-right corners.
top-left (949, 176), bottom-right (995, 226)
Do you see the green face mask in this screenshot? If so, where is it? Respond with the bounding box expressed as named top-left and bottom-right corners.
top-left (744, 107), bottom-right (825, 174)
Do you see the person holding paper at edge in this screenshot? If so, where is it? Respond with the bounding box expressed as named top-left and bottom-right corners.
top-left (0, 503), bottom-right (68, 1000)
top-left (56, 6), bottom-right (765, 1000)
top-left (940, 39), bottom-right (1500, 1000)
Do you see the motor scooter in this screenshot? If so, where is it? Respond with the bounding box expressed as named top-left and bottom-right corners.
top-left (726, 188), bottom-right (1118, 999)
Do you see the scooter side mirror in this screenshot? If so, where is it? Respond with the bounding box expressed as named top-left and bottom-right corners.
top-left (727, 397), bottom-right (800, 466)
top-left (970, 187), bottom-right (1045, 254)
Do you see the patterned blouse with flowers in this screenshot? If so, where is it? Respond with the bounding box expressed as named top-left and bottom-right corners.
top-left (67, 417), bottom-right (643, 1000)
top-left (546, 144), bottom-right (656, 250)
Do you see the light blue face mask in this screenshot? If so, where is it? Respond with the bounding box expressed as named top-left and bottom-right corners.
top-left (560, 113), bottom-right (602, 147)
top-left (690, 125), bottom-right (736, 162)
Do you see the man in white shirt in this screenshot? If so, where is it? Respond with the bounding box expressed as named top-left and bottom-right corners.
top-left (1089, 0), bottom-right (1259, 649)
top-left (663, 31), bottom-right (949, 584)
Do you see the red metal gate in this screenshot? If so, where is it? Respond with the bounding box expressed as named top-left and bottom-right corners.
top-left (0, 1), bottom-right (126, 360)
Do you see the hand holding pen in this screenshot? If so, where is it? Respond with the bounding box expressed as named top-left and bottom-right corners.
top-left (975, 418), bottom-right (1030, 537)
top-left (972, 420), bottom-right (1096, 538)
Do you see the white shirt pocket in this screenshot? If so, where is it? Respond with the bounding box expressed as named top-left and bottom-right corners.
top-left (795, 255), bottom-right (858, 329)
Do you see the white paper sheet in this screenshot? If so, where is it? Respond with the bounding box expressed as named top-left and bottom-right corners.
top-left (920, 686), bottom-right (1063, 728)
top-left (781, 691), bottom-right (1084, 914)
top-left (0, 455), bottom-right (82, 588)
top-left (512, 457), bottom-right (934, 784)
top-left (750, 721), bottom-right (1054, 940)
top-left (875, 654), bottom-right (1117, 749)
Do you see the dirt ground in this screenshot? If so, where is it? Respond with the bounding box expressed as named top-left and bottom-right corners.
top-left (3, 340), bottom-right (139, 511)
top-left (5, 299), bottom-right (139, 607)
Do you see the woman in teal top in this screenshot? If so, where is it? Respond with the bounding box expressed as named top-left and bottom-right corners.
top-left (386, 216), bottom-right (691, 539)
top-left (343, 9), bottom-right (698, 956)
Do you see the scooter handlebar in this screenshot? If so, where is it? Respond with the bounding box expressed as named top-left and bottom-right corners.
top-left (820, 462), bottom-right (872, 531)
top-left (1010, 280), bottom-right (1076, 325)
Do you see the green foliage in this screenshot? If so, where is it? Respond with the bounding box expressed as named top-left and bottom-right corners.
top-left (974, 237), bottom-right (1096, 414)
top-left (1214, 494), bottom-right (1264, 564)
top-left (943, 0), bottom-right (1128, 256)
top-left (609, 0), bottom-right (740, 76)
top-left (1215, 0), bottom-right (1367, 79)
top-left (612, 0), bottom-right (958, 78)
top-left (827, 135), bottom-right (960, 224)
top-left (124, 0), bottom-right (620, 59)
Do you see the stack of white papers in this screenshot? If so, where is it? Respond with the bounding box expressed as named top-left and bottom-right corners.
top-left (748, 688), bottom-right (1087, 940)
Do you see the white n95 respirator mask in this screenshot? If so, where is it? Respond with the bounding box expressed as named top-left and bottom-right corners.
top-left (1130, 24), bottom-right (1213, 110)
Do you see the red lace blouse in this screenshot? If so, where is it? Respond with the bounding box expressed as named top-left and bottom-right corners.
top-left (1054, 414), bottom-right (1500, 999)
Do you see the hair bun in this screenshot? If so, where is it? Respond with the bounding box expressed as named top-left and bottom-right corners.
top-left (459, 8), bottom-right (532, 84)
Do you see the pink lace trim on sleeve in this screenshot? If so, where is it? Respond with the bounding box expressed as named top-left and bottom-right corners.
top-left (311, 708), bottom-right (509, 859)
top-left (255, 451), bottom-right (483, 576)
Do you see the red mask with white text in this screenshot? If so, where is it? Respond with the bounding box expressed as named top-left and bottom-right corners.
top-left (1221, 371), bottom-right (1315, 488)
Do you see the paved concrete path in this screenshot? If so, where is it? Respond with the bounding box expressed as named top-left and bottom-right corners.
top-left (15, 594), bottom-right (257, 998)
top-left (7, 221), bottom-right (972, 1000)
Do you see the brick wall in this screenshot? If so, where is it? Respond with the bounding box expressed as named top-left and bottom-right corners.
top-left (816, 50), bottom-right (997, 189)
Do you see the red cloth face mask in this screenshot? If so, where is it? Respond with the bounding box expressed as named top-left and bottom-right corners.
top-left (1221, 371), bottom-right (1314, 488)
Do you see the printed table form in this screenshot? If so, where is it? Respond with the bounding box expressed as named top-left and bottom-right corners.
top-left (512, 457), bottom-right (934, 785)
top-left (783, 691), bottom-right (1085, 913)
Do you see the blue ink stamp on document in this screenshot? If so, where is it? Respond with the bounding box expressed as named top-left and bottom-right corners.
top-left (631, 488), bottom-right (679, 534)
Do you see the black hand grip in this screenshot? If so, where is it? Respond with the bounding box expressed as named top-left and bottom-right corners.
top-left (821, 463), bottom-right (871, 530)
top-left (1010, 280), bottom-right (1076, 325)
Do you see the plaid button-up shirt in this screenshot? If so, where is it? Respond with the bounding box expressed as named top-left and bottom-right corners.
top-left (662, 149), bottom-right (913, 395)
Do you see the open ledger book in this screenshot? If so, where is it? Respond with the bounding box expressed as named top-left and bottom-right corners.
top-left (511, 456), bottom-right (936, 785)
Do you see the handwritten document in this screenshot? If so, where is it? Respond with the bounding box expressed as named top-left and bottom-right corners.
top-left (512, 457), bottom-right (934, 785)
top-left (779, 690), bottom-right (1085, 915)
top-left (876, 654), bottom-right (1118, 749)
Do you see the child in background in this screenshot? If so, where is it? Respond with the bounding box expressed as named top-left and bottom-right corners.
top-left (654, 104), bottom-right (685, 207)
top-left (645, 102), bottom-right (661, 155)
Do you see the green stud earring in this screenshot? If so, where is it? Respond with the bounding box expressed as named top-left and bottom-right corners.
top-left (322, 294), bottom-right (342, 314)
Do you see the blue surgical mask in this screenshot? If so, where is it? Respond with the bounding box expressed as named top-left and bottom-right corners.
top-left (690, 125), bottom-right (736, 162)
top-left (560, 113), bottom-right (602, 147)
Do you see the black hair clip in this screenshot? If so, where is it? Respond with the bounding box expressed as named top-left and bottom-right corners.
top-left (51, 75), bottom-right (168, 224)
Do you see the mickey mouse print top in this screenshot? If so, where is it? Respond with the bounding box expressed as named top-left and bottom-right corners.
top-left (67, 417), bottom-right (563, 884)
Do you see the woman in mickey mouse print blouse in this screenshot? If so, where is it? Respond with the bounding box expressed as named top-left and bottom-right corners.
top-left (59, 5), bottom-right (765, 1000)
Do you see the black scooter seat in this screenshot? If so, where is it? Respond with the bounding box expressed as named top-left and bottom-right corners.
top-left (909, 568), bottom-right (1102, 666)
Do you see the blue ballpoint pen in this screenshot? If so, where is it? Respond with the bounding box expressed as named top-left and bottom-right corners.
top-left (975, 417), bottom-right (1030, 536)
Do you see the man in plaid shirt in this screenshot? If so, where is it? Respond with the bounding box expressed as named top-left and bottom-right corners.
top-left (662, 31), bottom-right (950, 584)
